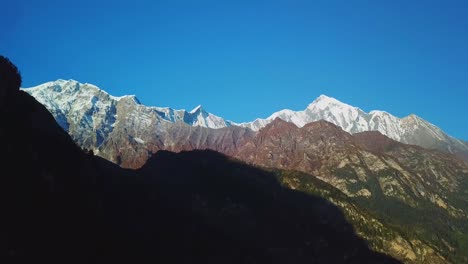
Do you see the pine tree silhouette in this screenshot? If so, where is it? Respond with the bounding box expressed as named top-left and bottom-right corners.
top-left (0, 55), bottom-right (22, 107)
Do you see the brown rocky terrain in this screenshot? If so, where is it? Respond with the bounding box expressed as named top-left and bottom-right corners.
top-left (237, 119), bottom-right (467, 212)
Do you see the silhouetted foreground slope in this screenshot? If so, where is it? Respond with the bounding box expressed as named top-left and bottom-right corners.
top-left (0, 89), bottom-right (133, 261)
top-left (0, 57), bottom-right (400, 263)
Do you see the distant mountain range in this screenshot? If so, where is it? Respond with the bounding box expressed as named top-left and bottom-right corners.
top-left (18, 79), bottom-right (468, 263)
top-left (4, 83), bottom-right (403, 263)
top-left (24, 79), bottom-right (468, 160)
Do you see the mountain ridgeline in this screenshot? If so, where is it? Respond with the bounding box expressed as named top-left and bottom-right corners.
top-left (0, 56), bottom-right (403, 263)
top-left (24, 80), bottom-right (468, 161)
top-left (5, 73), bottom-right (467, 262)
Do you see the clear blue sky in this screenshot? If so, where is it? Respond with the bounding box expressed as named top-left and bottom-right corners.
top-left (2, 0), bottom-right (467, 140)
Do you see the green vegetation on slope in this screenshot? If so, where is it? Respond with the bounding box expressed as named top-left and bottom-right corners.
top-left (273, 168), bottom-right (468, 263)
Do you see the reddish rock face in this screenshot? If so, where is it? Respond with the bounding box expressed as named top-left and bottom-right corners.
top-left (98, 121), bottom-right (256, 169)
top-left (353, 131), bottom-right (401, 154)
top-left (234, 118), bottom-right (356, 174)
top-left (104, 116), bottom-right (468, 223)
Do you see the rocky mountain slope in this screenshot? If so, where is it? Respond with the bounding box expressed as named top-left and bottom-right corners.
top-left (23, 80), bottom-right (468, 157)
top-left (245, 119), bottom-right (468, 263)
top-left (238, 118), bottom-right (467, 212)
top-left (20, 78), bottom-right (468, 263)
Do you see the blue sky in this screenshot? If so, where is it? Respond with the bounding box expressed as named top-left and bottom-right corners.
top-left (2, 0), bottom-right (467, 139)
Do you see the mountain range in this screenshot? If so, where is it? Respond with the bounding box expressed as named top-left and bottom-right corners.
top-left (19, 78), bottom-right (468, 263)
top-left (2, 58), bottom-right (406, 263)
top-left (5, 85), bottom-right (405, 263)
top-left (24, 79), bottom-right (468, 162)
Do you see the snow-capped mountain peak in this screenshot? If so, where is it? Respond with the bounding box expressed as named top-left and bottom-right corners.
top-left (115, 94), bottom-right (141, 104)
top-left (185, 105), bottom-right (230, 129)
top-left (239, 94), bottom-right (468, 154)
top-left (190, 105), bottom-right (204, 114)
top-left (23, 80), bottom-right (468, 156)
top-left (240, 95), bottom-right (368, 133)
top-left (307, 94), bottom-right (349, 109)
top-left (22, 80), bottom-right (231, 151)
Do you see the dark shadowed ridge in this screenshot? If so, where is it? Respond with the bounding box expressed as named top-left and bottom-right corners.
top-left (0, 56), bottom-right (400, 263)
